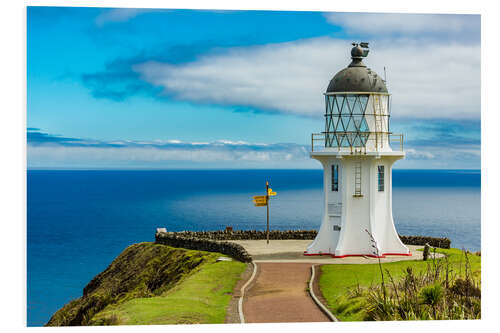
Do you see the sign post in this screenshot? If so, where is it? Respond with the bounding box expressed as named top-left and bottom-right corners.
top-left (266, 181), bottom-right (269, 244)
top-left (252, 181), bottom-right (277, 245)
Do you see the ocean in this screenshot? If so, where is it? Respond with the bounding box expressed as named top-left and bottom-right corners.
top-left (27, 169), bottom-right (480, 326)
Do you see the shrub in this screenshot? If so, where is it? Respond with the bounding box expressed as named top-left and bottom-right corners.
top-left (450, 278), bottom-right (481, 298)
top-left (420, 284), bottom-right (443, 307)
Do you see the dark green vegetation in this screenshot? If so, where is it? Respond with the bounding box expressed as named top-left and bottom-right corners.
top-left (46, 243), bottom-right (246, 326)
top-left (319, 248), bottom-right (481, 321)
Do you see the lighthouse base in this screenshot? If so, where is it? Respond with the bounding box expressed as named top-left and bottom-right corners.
top-left (303, 251), bottom-right (412, 258)
top-left (305, 152), bottom-right (410, 259)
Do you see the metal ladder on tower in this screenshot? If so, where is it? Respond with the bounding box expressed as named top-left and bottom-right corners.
top-left (354, 161), bottom-right (362, 197)
top-left (373, 95), bottom-right (384, 150)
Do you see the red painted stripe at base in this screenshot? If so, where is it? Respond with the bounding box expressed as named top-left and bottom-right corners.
top-left (383, 253), bottom-right (413, 257)
top-left (303, 251), bottom-right (412, 258)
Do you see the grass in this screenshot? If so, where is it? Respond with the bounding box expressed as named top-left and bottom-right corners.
top-left (319, 247), bottom-right (481, 321)
top-left (90, 256), bottom-right (246, 325)
top-left (46, 243), bottom-right (247, 326)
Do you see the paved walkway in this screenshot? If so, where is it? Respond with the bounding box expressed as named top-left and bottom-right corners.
top-left (243, 263), bottom-right (330, 323)
top-left (230, 240), bottom-right (443, 263)
top-left (236, 240), bottom-right (441, 323)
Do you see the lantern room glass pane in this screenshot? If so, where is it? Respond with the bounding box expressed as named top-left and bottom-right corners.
top-left (352, 115), bottom-right (363, 129)
top-left (330, 96), bottom-right (336, 115)
top-left (359, 118), bottom-right (369, 132)
top-left (324, 94), bottom-right (371, 148)
top-left (359, 95), bottom-right (368, 112)
top-left (344, 117), bottom-right (357, 132)
top-left (352, 97), bottom-right (364, 115)
top-left (360, 133), bottom-right (369, 145)
top-left (346, 95), bottom-right (356, 111)
top-left (335, 96), bottom-right (344, 115)
top-left (339, 134), bottom-right (350, 147)
top-left (353, 135), bottom-right (362, 146)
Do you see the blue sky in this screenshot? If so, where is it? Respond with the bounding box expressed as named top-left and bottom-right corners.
top-left (27, 7), bottom-right (480, 169)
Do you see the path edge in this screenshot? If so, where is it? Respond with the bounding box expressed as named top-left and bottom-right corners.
top-left (309, 264), bottom-right (339, 322)
top-left (238, 262), bottom-right (258, 324)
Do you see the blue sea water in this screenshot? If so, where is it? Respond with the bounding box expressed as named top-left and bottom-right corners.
top-left (27, 169), bottom-right (480, 326)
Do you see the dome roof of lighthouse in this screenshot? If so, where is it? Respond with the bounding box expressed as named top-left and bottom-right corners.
top-left (326, 43), bottom-right (388, 93)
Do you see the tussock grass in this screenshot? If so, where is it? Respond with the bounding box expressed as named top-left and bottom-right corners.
top-left (319, 248), bottom-right (481, 321)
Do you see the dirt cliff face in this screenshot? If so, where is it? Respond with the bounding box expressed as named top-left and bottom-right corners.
top-left (46, 242), bottom-right (212, 326)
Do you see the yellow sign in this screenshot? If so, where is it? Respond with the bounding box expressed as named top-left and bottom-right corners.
top-left (253, 200), bottom-right (267, 205)
top-left (252, 195), bottom-right (267, 206)
top-left (267, 188), bottom-right (277, 196)
top-left (254, 202), bottom-right (267, 207)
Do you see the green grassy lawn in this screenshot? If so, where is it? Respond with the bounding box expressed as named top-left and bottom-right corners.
top-left (90, 256), bottom-right (247, 325)
top-left (319, 248), bottom-right (481, 321)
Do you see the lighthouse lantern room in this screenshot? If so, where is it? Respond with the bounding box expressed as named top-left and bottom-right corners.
top-left (305, 42), bottom-right (410, 258)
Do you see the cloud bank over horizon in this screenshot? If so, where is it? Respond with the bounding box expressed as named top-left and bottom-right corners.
top-left (27, 129), bottom-right (479, 170)
top-left (27, 128), bottom-right (312, 169)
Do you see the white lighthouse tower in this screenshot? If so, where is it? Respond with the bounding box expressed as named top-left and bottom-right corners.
top-left (305, 42), bottom-right (410, 258)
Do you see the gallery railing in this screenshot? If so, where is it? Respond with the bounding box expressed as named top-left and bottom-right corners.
top-left (311, 132), bottom-right (404, 153)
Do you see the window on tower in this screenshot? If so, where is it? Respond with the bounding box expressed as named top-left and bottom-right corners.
top-left (378, 165), bottom-right (385, 192)
top-left (332, 165), bottom-right (339, 191)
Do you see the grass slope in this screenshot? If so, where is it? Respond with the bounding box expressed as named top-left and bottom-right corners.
top-left (46, 242), bottom-right (246, 326)
top-left (91, 256), bottom-right (246, 325)
top-left (319, 248), bottom-right (481, 321)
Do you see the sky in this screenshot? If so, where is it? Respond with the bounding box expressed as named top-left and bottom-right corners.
top-left (27, 7), bottom-right (481, 169)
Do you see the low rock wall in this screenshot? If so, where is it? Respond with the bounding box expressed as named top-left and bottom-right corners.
top-left (155, 231), bottom-right (252, 262)
top-left (168, 229), bottom-right (318, 241)
top-left (163, 230), bottom-right (451, 249)
top-left (398, 235), bottom-right (451, 249)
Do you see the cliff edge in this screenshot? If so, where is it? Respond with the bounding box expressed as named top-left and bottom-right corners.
top-left (46, 242), bottom-right (245, 326)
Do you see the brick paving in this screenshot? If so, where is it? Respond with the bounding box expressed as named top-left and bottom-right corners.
top-left (243, 263), bottom-right (330, 323)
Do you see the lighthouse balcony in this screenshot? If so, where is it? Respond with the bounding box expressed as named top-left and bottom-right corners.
top-left (310, 132), bottom-right (404, 155)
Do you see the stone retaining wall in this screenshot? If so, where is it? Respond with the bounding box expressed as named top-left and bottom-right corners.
top-left (168, 229), bottom-right (318, 241)
top-left (163, 229), bottom-right (451, 249)
top-left (398, 235), bottom-right (451, 249)
top-left (155, 231), bottom-right (252, 262)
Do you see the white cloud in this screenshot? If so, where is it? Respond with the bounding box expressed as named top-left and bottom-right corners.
top-left (27, 140), bottom-right (312, 169)
top-left (405, 148), bottom-right (435, 160)
top-left (323, 12), bottom-right (480, 36)
top-left (95, 8), bottom-right (152, 26)
top-left (403, 144), bottom-right (480, 170)
top-left (133, 36), bottom-right (480, 119)
top-left (27, 139), bottom-right (479, 169)
top-left (27, 133), bottom-right (479, 169)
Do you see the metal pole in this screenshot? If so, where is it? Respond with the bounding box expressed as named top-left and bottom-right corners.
top-left (266, 181), bottom-right (269, 244)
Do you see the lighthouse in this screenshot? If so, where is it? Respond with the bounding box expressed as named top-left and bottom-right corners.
top-left (305, 42), bottom-right (410, 258)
